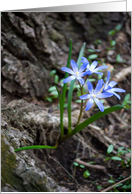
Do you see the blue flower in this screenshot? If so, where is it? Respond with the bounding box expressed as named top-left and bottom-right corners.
top-left (61, 60), bottom-right (87, 85)
top-left (81, 57), bottom-right (108, 76)
top-left (79, 79), bottom-right (113, 112)
top-left (103, 71), bottom-right (126, 100)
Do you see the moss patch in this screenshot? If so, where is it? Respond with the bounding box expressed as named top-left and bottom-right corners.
top-left (1, 134), bottom-right (17, 187)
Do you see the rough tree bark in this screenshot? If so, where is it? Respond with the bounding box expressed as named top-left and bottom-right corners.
top-left (1, 12), bottom-right (125, 99)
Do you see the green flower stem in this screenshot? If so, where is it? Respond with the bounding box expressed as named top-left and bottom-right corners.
top-left (75, 83), bottom-right (84, 127)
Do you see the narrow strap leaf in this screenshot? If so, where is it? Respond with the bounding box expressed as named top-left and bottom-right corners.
top-left (57, 40), bottom-right (72, 140)
top-left (77, 42), bottom-right (86, 69)
top-left (55, 86), bottom-right (64, 139)
top-left (63, 105), bottom-right (125, 140)
top-left (15, 143), bottom-right (58, 152)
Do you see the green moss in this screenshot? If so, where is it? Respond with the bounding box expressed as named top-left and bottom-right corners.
top-left (50, 29), bottom-right (64, 41)
top-left (1, 134), bottom-right (17, 187)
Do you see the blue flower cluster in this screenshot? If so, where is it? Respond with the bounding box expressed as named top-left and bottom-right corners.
top-left (61, 57), bottom-right (126, 112)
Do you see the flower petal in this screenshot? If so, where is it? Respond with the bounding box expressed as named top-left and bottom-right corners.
top-left (94, 79), bottom-right (103, 94)
top-left (112, 88), bottom-right (126, 93)
top-left (77, 77), bottom-right (85, 85)
top-left (80, 72), bottom-right (87, 77)
top-left (79, 63), bottom-right (87, 73)
top-left (94, 71), bottom-right (103, 75)
top-left (85, 98), bottom-right (94, 111)
top-left (109, 81), bottom-right (117, 87)
top-left (81, 57), bottom-right (89, 65)
top-left (94, 98), bottom-right (104, 112)
top-left (63, 76), bottom-right (75, 83)
top-left (61, 67), bottom-right (74, 75)
top-left (79, 94), bottom-right (90, 100)
top-left (94, 66), bottom-right (108, 72)
top-left (112, 92), bottom-right (121, 100)
top-left (91, 61), bottom-right (98, 69)
top-left (96, 92), bottom-right (113, 98)
top-left (85, 70), bottom-right (93, 76)
top-left (70, 60), bottom-right (78, 72)
top-left (87, 81), bottom-right (93, 94)
top-left (106, 71), bottom-right (110, 85)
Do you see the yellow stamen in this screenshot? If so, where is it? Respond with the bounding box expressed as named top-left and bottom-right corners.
top-left (93, 94), bottom-right (96, 97)
top-left (76, 71), bottom-right (79, 76)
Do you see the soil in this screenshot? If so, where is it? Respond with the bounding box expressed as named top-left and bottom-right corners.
top-left (33, 109), bottom-right (131, 192)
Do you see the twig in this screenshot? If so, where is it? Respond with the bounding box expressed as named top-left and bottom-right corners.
top-left (75, 158), bottom-right (106, 172)
top-left (113, 66), bottom-right (131, 83)
top-left (101, 176), bottom-right (131, 192)
top-left (85, 124), bottom-right (117, 154)
top-left (111, 111), bottom-right (128, 126)
top-left (49, 156), bottom-right (79, 187)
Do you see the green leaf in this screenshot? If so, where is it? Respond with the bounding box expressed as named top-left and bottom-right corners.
top-left (15, 143), bottom-right (58, 152)
top-left (83, 170), bottom-right (90, 178)
top-left (67, 42), bottom-right (86, 132)
top-left (88, 54), bottom-right (98, 60)
top-left (94, 39), bottom-right (102, 45)
top-left (108, 180), bottom-right (115, 184)
top-left (105, 157), bottom-right (110, 161)
top-left (64, 103), bottom-right (68, 108)
top-left (73, 162), bottom-right (79, 166)
top-left (126, 148), bottom-right (131, 153)
top-left (48, 86), bottom-right (56, 92)
top-left (55, 86), bottom-right (63, 138)
top-left (115, 24), bottom-right (122, 32)
top-left (79, 165), bottom-right (85, 168)
top-left (50, 91), bottom-right (58, 96)
top-left (114, 183), bottom-right (123, 187)
top-left (97, 185), bottom-right (102, 190)
top-left (118, 147), bottom-right (124, 150)
top-left (108, 29), bottom-right (116, 36)
top-left (124, 94), bottom-right (131, 103)
top-left (50, 70), bottom-right (56, 76)
top-left (45, 97), bottom-right (52, 102)
top-left (88, 49), bottom-right (95, 53)
top-left (59, 39), bottom-right (72, 140)
top-left (121, 185), bottom-right (128, 189)
top-left (116, 54), bottom-right (126, 63)
top-left (107, 144), bottom-right (114, 154)
top-left (63, 105), bottom-right (125, 140)
top-left (54, 75), bottom-right (59, 84)
top-left (111, 156), bottom-right (122, 161)
top-left (110, 40), bottom-right (116, 46)
top-left (87, 78), bottom-right (96, 82)
top-left (98, 74), bottom-right (103, 80)
top-left (116, 54), bottom-right (122, 62)
top-left (126, 184), bottom-right (131, 189)
top-left (113, 189), bottom-right (119, 192)
top-left (76, 99), bottom-right (82, 103)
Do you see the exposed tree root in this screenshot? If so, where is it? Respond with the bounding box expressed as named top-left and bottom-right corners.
top-left (113, 66), bottom-right (131, 83)
top-left (75, 158), bottom-right (106, 172)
